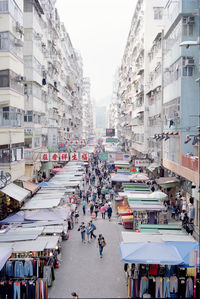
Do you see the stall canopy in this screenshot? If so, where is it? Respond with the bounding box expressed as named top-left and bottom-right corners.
top-left (0, 211), bottom-right (25, 224)
top-left (0, 246), bottom-right (12, 271)
top-left (24, 207), bottom-right (70, 221)
top-left (165, 241), bottom-right (199, 267)
top-left (23, 181), bottom-right (39, 194)
top-left (111, 173), bottom-right (131, 182)
top-left (38, 182), bottom-right (55, 187)
top-left (1, 183), bottom-right (30, 203)
top-left (119, 242), bottom-right (183, 265)
top-left (128, 202), bottom-right (165, 211)
top-left (129, 173), bottom-right (150, 182)
top-left (155, 177), bottom-right (180, 188)
top-left (21, 198), bottom-right (61, 210)
top-left (149, 191), bottom-right (167, 200)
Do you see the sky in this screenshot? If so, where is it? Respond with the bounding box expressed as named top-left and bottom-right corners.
top-left (56, 0), bottom-right (136, 106)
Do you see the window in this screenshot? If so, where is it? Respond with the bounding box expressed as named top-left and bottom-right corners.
top-left (0, 149), bottom-right (10, 163)
top-left (0, 0), bottom-right (8, 12)
top-left (154, 7), bottom-right (163, 20)
top-left (182, 57), bottom-right (194, 76)
top-left (0, 70), bottom-right (9, 87)
top-left (182, 17), bottom-right (194, 36)
top-left (24, 111), bottom-right (33, 122)
top-left (0, 32), bottom-right (9, 50)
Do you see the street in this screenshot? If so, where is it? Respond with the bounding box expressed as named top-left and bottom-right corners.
top-left (49, 210), bottom-right (127, 298)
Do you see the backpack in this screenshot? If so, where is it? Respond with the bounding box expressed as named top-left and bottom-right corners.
top-left (99, 238), bottom-right (106, 247)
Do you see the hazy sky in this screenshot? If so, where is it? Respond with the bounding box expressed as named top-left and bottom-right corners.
top-left (56, 0), bottom-right (136, 106)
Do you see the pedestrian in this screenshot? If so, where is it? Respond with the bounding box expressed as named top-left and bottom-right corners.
top-left (81, 199), bottom-right (87, 215)
top-left (90, 220), bottom-right (96, 239)
top-left (78, 222), bottom-right (86, 243)
top-left (171, 205), bottom-right (175, 219)
top-left (94, 203), bottom-right (99, 218)
top-left (86, 222), bottom-right (91, 243)
top-left (107, 204), bottom-right (112, 221)
top-left (180, 210), bottom-right (185, 226)
top-left (183, 212), bottom-right (189, 229)
top-left (90, 201), bottom-right (94, 215)
top-left (74, 208), bottom-right (79, 223)
top-left (71, 292), bottom-right (79, 299)
top-left (79, 189), bottom-right (82, 199)
top-left (97, 234), bottom-right (106, 258)
top-left (100, 205), bottom-right (106, 219)
top-left (110, 189), bottom-right (115, 201)
top-left (175, 205), bottom-right (180, 221)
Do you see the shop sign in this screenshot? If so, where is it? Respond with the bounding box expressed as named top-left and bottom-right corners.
top-left (106, 138), bottom-right (118, 143)
top-left (100, 153), bottom-right (108, 161)
top-left (80, 140), bottom-right (85, 145)
top-left (50, 153), bottom-right (59, 161)
top-left (70, 140), bottom-right (74, 145)
top-left (70, 152), bottom-right (78, 161)
top-left (60, 153), bottom-right (69, 161)
top-left (24, 128), bottom-right (33, 136)
top-left (134, 159), bottom-right (150, 167)
top-left (80, 152), bottom-right (88, 161)
top-left (123, 154), bottom-right (131, 161)
top-left (58, 143), bottom-right (66, 151)
top-left (108, 153), bottom-right (115, 162)
top-left (41, 153), bottom-right (49, 161)
top-left (74, 140), bottom-right (79, 145)
top-left (106, 128), bottom-right (115, 137)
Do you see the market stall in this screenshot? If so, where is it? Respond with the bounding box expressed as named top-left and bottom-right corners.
top-left (119, 240), bottom-right (199, 298)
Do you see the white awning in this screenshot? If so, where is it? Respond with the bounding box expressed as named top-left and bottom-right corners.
top-left (21, 198), bottom-right (61, 210)
top-left (0, 246), bottom-right (12, 270)
top-left (1, 183), bottom-right (30, 203)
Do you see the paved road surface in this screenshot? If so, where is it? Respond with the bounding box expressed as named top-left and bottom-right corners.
top-left (49, 208), bottom-right (127, 298)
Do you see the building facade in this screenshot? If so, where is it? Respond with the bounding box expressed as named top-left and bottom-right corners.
top-left (82, 77), bottom-right (94, 140)
top-left (0, 0), bottom-right (25, 181)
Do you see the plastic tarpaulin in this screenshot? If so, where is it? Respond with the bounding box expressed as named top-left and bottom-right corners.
top-left (0, 246), bottom-right (12, 271)
top-left (165, 241), bottom-right (199, 267)
top-left (0, 211), bottom-right (25, 224)
top-left (119, 242), bottom-right (183, 265)
top-left (38, 182), bottom-right (55, 187)
top-left (1, 183), bottom-right (30, 203)
top-left (21, 198), bottom-right (61, 210)
top-left (24, 207), bottom-right (70, 221)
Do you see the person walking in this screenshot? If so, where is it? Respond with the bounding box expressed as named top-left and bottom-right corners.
top-left (90, 220), bottom-right (96, 239)
top-left (97, 234), bottom-right (106, 258)
top-left (81, 199), bottom-right (87, 215)
top-left (86, 223), bottom-right (91, 243)
top-left (78, 222), bottom-right (86, 243)
top-left (107, 205), bottom-right (112, 221)
top-left (74, 208), bottom-right (79, 223)
top-left (110, 189), bottom-right (115, 201)
top-left (71, 292), bottom-right (79, 299)
top-left (94, 203), bottom-right (99, 218)
top-left (100, 205), bottom-right (106, 219)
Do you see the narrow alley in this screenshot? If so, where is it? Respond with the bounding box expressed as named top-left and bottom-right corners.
top-left (49, 210), bottom-right (127, 298)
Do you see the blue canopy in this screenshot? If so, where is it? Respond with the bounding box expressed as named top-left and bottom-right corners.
top-left (38, 182), bottom-right (55, 187)
top-left (0, 211), bottom-right (25, 224)
top-left (119, 242), bottom-right (184, 265)
top-left (165, 241), bottom-right (199, 267)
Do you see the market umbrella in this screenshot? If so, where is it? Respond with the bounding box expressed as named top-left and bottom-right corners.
top-left (149, 191), bottom-right (167, 200)
top-left (165, 241), bottom-right (199, 267)
top-left (129, 173), bottom-right (150, 182)
top-left (0, 246), bottom-right (12, 271)
top-left (119, 242), bottom-right (183, 265)
top-left (52, 168), bottom-right (67, 173)
top-left (38, 182), bottom-right (55, 187)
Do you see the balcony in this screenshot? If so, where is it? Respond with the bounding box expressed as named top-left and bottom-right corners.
top-left (182, 155), bottom-right (198, 172)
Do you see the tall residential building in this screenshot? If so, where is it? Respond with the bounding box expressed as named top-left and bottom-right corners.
top-left (162, 0), bottom-right (200, 239)
top-left (117, 0), bottom-right (166, 156)
top-left (22, 0), bottom-right (84, 180)
top-left (82, 77), bottom-right (94, 140)
top-left (0, 0), bottom-right (25, 181)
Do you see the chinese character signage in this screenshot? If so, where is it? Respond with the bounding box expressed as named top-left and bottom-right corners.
top-left (41, 153), bottom-right (49, 161)
top-left (50, 153), bottom-right (59, 161)
top-left (106, 128), bottom-right (115, 137)
top-left (70, 152), bottom-right (78, 161)
top-left (60, 153), bottom-right (69, 161)
top-left (80, 152), bottom-right (88, 161)
top-left (100, 153), bottom-right (108, 161)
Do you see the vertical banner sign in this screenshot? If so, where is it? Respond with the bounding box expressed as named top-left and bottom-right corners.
top-left (80, 153), bottom-right (88, 161)
top-left (60, 153), bottom-right (69, 161)
top-left (50, 153), bottom-right (59, 161)
top-left (41, 153), bottom-right (49, 161)
top-left (70, 152), bottom-right (78, 161)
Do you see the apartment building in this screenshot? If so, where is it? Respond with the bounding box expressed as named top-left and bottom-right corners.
top-left (22, 0), bottom-right (84, 180)
top-left (82, 77), bottom-right (94, 140)
top-left (162, 0), bottom-right (200, 239)
top-left (0, 0), bottom-right (25, 181)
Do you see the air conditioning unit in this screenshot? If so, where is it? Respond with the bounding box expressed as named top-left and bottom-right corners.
top-left (187, 16), bottom-right (195, 24)
top-left (14, 38), bottom-right (23, 47)
top-left (15, 75), bottom-right (25, 82)
top-left (185, 58), bottom-right (195, 66)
